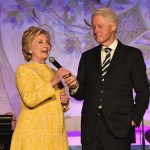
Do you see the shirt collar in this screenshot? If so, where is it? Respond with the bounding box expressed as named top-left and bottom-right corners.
top-left (102, 39), bottom-right (118, 51)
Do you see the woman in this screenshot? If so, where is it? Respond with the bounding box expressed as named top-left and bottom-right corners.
top-left (10, 26), bottom-right (70, 150)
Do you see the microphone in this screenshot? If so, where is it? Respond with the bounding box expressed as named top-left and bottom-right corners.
top-left (49, 57), bottom-right (62, 69)
top-left (49, 57), bottom-right (72, 78)
top-left (49, 57), bottom-right (64, 89)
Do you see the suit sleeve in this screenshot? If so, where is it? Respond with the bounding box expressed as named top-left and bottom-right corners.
top-left (132, 50), bottom-right (149, 126)
top-left (70, 54), bottom-right (86, 100)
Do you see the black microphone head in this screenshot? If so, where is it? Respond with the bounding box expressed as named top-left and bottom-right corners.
top-left (49, 57), bottom-right (62, 69)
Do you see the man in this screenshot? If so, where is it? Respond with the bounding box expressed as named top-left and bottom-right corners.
top-left (65, 8), bottom-right (149, 150)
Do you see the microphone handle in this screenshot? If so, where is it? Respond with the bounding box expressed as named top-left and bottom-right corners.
top-left (52, 61), bottom-right (62, 69)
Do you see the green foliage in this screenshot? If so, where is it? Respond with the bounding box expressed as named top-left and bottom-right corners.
top-left (39, 0), bottom-right (53, 7)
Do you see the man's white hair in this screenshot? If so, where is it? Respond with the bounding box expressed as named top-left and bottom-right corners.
top-left (92, 8), bottom-right (118, 24)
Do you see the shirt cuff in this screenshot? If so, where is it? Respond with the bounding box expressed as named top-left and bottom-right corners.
top-left (70, 84), bottom-right (79, 95)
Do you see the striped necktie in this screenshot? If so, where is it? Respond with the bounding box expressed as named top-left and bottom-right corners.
top-left (101, 48), bottom-right (112, 82)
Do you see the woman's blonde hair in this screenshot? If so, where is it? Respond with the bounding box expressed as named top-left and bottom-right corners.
top-left (22, 26), bottom-right (51, 62)
top-left (92, 8), bottom-right (118, 24)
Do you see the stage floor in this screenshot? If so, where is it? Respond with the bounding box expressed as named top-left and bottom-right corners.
top-left (68, 125), bottom-right (150, 149)
top-left (69, 145), bottom-right (150, 150)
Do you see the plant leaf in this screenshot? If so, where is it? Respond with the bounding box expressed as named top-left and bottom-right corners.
top-left (32, 8), bottom-right (39, 19)
top-left (66, 0), bottom-right (78, 7)
top-left (16, 12), bottom-right (22, 23)
top-left (8, 10), bottom-right (20, 18)
top-left (84, 18), bottom-right (92, 27)
top-left (63, 11), bottom-right (69, 23)
top-left (69, 16), bottom-right (76, 25)
top-left (39, 0), bottom-right (53, 7)
top-left (46, 0), bottom-right (53, 6)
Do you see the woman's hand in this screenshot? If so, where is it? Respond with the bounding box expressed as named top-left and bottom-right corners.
top-left (59, 91), bottom-right (69, 105)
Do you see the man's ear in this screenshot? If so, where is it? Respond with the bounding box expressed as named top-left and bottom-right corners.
top-left (111, 22), bottom-right (117, 32)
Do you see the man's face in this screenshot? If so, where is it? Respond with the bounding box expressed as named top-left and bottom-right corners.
top-left (92, 15), bottom-right (116, 46)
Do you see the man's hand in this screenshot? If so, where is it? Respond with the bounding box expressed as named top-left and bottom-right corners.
top-left (64, 74), bottom-right (78, 89)
top-left (131, 120), bottom-right (136, 127)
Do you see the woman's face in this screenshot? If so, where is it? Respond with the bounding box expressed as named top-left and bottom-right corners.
top-left (30, 34), bottom-right (51, 63)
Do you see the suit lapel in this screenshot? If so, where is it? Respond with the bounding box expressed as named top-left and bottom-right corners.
top-left (95, 45), bottom-right (102, 76)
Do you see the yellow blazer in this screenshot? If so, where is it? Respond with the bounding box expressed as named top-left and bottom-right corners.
top-left (10, 62), bottom-right (69, 150)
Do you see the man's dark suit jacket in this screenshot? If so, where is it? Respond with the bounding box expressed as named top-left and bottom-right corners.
top-left (70, 40), bottom-right (149, 144)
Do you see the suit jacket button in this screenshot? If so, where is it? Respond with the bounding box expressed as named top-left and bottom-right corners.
top-left (100, 90), bottom-right (104, 94)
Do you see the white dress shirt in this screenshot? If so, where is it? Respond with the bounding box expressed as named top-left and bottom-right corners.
top-left (101, 39), bottom-right (118, 64)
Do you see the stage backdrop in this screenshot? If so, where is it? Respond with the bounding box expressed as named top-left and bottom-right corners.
top-left (0, 0), bottom-right (150, 132)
